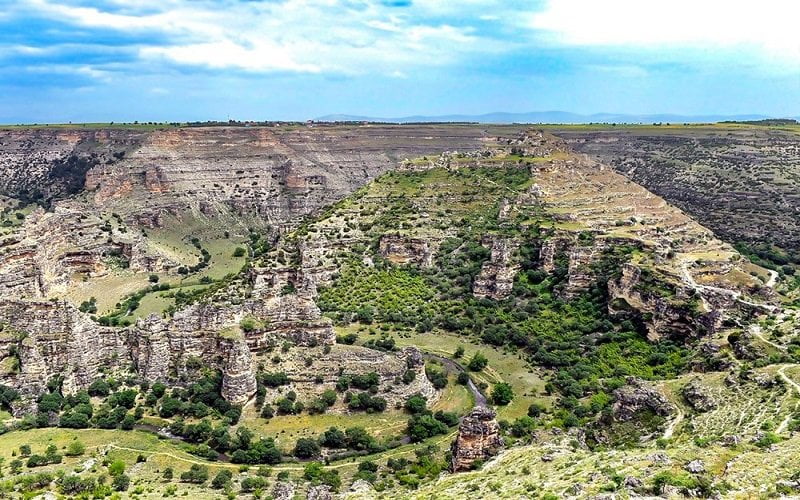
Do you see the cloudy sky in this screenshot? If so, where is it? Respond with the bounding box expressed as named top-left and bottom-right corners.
top-left (1, 0), bottom-right (799, 123)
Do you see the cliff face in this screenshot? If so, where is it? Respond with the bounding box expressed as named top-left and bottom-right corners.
top-left (555, 127), bottom-right (800, 251)
top-left (451, 406), bottom-right (504, 471)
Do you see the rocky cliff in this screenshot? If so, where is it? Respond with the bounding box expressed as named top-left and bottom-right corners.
top-left (451, 406), bottom-right (504, 472)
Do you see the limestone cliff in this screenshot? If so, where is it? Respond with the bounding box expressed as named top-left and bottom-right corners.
top-left (450, 406), bottom-right (504, 472)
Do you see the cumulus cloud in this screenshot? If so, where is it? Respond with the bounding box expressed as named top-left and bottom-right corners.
top-left (18, 0), bottom-right (497, 75)
top-left (529, 0), bottom-right (800, 63)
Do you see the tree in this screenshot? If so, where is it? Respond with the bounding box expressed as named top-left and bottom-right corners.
top-left (112, 474), bottom-right (131, 492)
top-left (233, 247), bottom-right (247, 258)
top-left (293, 438), bottom-right (321, 459)
top-left (527, 402), bottom-right (545, 418)
top-left (320, 427), bottom-right (346, 448)
top-left (108, 460), bottom-right (126, 476)
top-left (454, 346), bottom-right (465, 358)
top-left (65, 441), bottom-right (86, 457)
top-left (407, 414), bottom-right (448, 442)
top-left (88, 379), bottom-right (110, 397)
top-left (404, 394), bottom-right (428, 414)
top-left (180, 464), bottom-right (209, 483)
top-left (491, 383), bottom-right (514, 406)
top-left (468, 352), bottom-right (488, 371)
top-left (211, 469), bottom-right (232, 489)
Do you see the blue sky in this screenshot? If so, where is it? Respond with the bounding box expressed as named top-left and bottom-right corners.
top-left (1, 0), bottom-right (798, 123)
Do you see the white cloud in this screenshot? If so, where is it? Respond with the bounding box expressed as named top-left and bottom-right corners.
top-left (21, 0), bottom-right (498, 75)
top-left (529, 0), bottom-right (800, 63)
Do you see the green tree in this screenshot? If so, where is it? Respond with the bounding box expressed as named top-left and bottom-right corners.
top-left (211, 469), bottom-right (233, 489)
top-left (491, 383), bottom-right (514, 406)
top-left (467, 352), bottom-right (488, 371)
top-left (293, 438), bottom-right (321, 459)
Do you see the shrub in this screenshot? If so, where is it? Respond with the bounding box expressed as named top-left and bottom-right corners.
top-left (180, 464), bottom-right (209, 483)
top-left (211, 469), bottom-right (233, 489)
top-left (112, 474), bottom-right (131, 492)
top-left (467, 352), bottom-right (488, 371)
top-left (65, 441), bottom-right (86, 457)
top-left (404, 394), bottom-right (428, 414)
top-left (407, 414), bottom-right (448, 442)
top-left (293, 438), bottom-right (321, 459)
top-left (320, 427), bottom-right (347, 448)
top-left (240, 476), bottom-right (267, 492)
top-left (108, 459), bottom-right (125, 476)
top-left (491, 383), bottom-right (514, 406)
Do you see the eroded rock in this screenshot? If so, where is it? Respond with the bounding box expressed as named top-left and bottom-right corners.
top-left (450, 406), bottom-right (504, 472)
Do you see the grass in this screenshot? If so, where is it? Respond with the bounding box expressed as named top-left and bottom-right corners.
top-left (53, 215), bottom-right (246, 318)
top-left (339, 325), bottom-right (552, 420)
top-left (240, 369), bottom-right (474, 449)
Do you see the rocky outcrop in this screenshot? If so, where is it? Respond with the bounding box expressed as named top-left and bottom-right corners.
top-left (306, 485), bottom-right (332, 500)
top-left (472, 237), bottom-right (519, 300)
top-left (0, 205), bottom-right (177, 298)
top-left (681, 378), bottom-right (717, 412)
top-left (272, 482), bottom-right (295, 500)
top-left (379, 235), bottom-right (433, 267)
top-left (220, 339), bottom-right (257, 405)
top-left (611, 377), bottom-right (675, 422)
top-left (450, 406), bottom-right (504, 472)
top-left (608, 263), bottom-right (703, 341)
top-left (0, 300), bottom-right (127, 413)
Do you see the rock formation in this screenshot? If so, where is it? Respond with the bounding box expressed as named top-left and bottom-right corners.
top-left (681, 378), bottom-right (717, 412)
top-left (472, 236), bottom-right (519, 300)
top-left (611, 377), bottom-right (675, 422)
top-left (450, 406), bottom-right (504, 472)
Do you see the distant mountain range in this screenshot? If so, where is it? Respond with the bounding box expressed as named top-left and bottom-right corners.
top-left (316, 111), bottom-right (797, 124)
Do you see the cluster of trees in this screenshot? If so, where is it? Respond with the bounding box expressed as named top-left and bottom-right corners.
top-left (403, 394), bottom-right (458, 442)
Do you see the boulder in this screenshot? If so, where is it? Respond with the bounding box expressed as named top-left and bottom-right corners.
top-left (682, 378), bottom-right (717, 412)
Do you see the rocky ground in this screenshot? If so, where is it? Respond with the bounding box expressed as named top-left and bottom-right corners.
top-left (0, 123), bottom-right (797, 499)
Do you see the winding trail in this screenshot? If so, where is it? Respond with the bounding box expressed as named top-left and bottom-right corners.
top-left (662, 405), bottom-right (684, 440)
top-left (749, 324), bottom-right (787, 352)
top-left (424, 353), bottom-right (487, 407)
top-left (776, 365), bottom-right (800, 434)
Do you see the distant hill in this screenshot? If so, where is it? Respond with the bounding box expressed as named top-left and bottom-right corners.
top-left (316, 111), bottom-right (784, 124)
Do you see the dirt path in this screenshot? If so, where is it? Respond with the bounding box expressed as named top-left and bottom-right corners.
top-left (776, 365), bottom-right (800, 433)
top-left (425, 353), bottom-right (487, 407)
top-left (749, 324), bottom-right (786, 351)
top-left (662, 405), bottom-right (684, 440)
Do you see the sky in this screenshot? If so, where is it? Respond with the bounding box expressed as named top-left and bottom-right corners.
top-left (1, 0), bottom-right (799, 123)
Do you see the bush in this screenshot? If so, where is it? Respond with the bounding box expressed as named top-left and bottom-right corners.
top-left (491, 383), bottom-right (514, 406)
top-left (211, 469), bottom-right (233, 489)
top-left (320, 427), bottom-right (347, 448)
top-left (180, 464), bottom-right (209, 483)
top-left (65, 440), bottom-right (86, 456)
top-left (259, 372), bottom-right (290, 387)
top-left (527, 402), bottom-right (546, 417)
top-left (293, 437), bottom-right (321, 459)
top-left (426, 367), bottom-right (447, 389)
top-left (407, 414), bottom-right (448, 442)
top-left (112, 474), bottom-right (131, 492)
top-left (59, 474), bottom-right (95, 494)
top-left (233, 247), bottom-right (247, 258)
top-left (240, 476), bottom-right (267, 492)
top-left (108, 459), bottom-right (126, 476)
top-left (467, 352), bottom-right (488, 371)
top-left (404, 394), bottom-right (428, 414)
